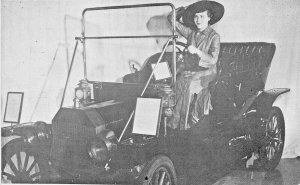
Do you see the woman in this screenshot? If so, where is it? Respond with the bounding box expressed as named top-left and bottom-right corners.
top-left (167, 1), bottom-right (224, 130)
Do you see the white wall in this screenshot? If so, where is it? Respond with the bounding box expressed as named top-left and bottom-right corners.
top-left (1, 0), bottom-right (300, 157)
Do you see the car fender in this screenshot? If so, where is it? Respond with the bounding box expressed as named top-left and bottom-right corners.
top-left (249, 88), bottom-right (290, 116)
top-left (1, 135), bottom-right (21, 148)
top-left (1, 121), bottom-right (52, 155)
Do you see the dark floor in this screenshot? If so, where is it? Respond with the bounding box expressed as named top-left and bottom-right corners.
top-left (190, 158), bottom-right (300, 185)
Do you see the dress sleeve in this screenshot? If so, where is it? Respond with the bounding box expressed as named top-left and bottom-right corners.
top-left (167, 8), bottom-right (192, 39)
top-left (199, 33), bottom-right (220, 68)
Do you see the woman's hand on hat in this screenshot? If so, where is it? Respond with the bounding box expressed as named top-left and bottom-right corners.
top-left (188, 45), bottom-right (202, 57)
top-left (175, 7), bottom-right (186, 21)
top-left (177, 6), bottom-right (186, 12)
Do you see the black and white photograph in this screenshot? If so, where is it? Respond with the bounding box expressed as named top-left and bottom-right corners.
top-left (1, 0), bottom-right (300, 184)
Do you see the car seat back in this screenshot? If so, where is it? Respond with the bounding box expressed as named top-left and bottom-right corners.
top-left (210, 42), bottom-right (276, 122)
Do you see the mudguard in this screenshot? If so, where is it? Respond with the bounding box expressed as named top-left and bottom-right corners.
top-left (1, 135), bottom-right (21, 148)
top-left (249, 88), bottom-right (290, 116)
top-left (1, 121), bottom-right (52, 157)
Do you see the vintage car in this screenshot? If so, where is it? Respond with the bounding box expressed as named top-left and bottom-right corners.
top-left (1, 3), bottom-right (290, 185)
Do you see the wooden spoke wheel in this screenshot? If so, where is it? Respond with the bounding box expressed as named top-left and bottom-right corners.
top-left (150, 166), bottom-right (172, 185)
top-left (2, 140), bottom-right (47, 183)
top-left (137, 155), bottom-right (177, 185)
top-left (257, 107), bottom-right (285, 170)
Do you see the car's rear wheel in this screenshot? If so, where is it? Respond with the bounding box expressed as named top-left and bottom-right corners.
top-left (2, 139), bottom-right (47, 183)
top-left (256, 107), bottom-right (285, 170)
top-left (136, 155), bottom-right (177, 185)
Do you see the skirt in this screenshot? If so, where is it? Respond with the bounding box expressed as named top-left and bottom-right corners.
top-left (168, 69), bottom-right (216, 130)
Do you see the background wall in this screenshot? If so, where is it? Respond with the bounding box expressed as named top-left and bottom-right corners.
top-left (1, 0), bottom-right (299, 157)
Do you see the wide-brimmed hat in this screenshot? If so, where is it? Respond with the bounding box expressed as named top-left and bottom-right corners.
top-left (182, 0), bottom-right (224, 29)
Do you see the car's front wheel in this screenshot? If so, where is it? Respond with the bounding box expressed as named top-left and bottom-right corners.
top-left (1, 139), bottom-right (48, 183)
top-left (136, 155), bottom-right (177, 185)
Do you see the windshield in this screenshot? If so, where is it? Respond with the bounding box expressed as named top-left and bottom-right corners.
top-left (86, 38), bottom-right (163, 82)
top-left (61, 4), bottom-right (176, 107)
top-left (82, 5), bottom-right (174, 82)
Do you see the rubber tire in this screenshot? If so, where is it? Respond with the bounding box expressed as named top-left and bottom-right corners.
top-left (136, 155), bottom-right (177, 185)
top-left (258, 107), bottom-right (285, 171)
top-left (1, 139), bottom-right (48, 183)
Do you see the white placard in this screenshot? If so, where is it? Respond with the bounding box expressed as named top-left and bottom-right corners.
top-left (151, 61), bottom-right (171, 81)
top-left (132, 98), bottom-right (162, 136)
top-left (4, 92), bottom-right (24, 123)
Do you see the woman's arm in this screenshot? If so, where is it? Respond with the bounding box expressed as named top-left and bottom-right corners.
top-left (167, 7), bottom-right (192, 39)
top-left (188, 34), bottom-right (220, 68)
top-left (199, 34), bottom-right (220, 68)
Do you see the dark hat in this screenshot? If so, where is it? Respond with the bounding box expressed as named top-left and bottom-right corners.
top-left (182, 0), bottom-right (224, 28)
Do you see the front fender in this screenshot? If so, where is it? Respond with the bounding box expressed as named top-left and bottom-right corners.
top-left (1, 122), bottom-right (52, 156)
top-left (1, 135), bottom-right (21, 148)
top-left (249, 88), bottom-right (290, 116)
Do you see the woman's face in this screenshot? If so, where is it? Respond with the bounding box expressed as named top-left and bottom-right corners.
top-left (194, 11), bottom-right (210, 30)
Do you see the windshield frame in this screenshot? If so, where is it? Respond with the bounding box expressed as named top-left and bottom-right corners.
top-left (81, 3), bottom-right (177, 84)
top-left (60, 3), bottom-right (178, 108)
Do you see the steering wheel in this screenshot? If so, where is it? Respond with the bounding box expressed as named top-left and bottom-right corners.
top-left (163, 41), bottom-right (207, 73)
top-left (163, 41), bottom-right (188, 54)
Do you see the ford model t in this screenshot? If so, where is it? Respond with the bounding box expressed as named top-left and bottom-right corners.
top-left (1, 3), bottom-right (290, 184)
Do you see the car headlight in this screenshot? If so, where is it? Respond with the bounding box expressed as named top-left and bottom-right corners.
top-left (88, 129), bottom-right (117, 165)
top-left (88, 138), bottom-right (109, 163)
top-left (34, 121), bottom-right (51, 141)
top-left (23, 127), bottom-right (39, 145)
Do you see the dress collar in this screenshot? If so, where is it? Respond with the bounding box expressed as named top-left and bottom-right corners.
top-left (196, 26), bottom-right (212, 36)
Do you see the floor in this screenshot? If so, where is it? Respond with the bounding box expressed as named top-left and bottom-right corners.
top-left (192, 158), bottom-right (300, 185)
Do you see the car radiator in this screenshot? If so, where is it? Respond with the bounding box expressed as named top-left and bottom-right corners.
top-left (50, 108), bottom-right (101, 170)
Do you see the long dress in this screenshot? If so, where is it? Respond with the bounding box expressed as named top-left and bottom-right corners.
top-left (167, 13), bottom-right (221, 130)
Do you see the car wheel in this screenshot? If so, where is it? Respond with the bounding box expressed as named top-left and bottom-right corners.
top-left (256, 107), bottom-right (285, 170)
top-left (136, 155), bottom-right (177, 185)
top-left (2, 139), bottom-right (47, 183)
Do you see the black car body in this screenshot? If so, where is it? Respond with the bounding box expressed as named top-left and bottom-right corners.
top-left (1, 3), bottom-right (289, 184)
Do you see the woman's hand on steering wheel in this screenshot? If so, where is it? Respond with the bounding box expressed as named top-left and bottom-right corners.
top-left (162, 41), bottom-right (189, 54)
top-left (187, 45), bottom-right (202, 57)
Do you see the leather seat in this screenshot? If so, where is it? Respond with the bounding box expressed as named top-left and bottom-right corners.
top-left (210, 42), bottom-right (276, 122)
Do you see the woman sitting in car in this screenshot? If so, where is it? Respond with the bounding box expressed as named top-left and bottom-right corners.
top-left (167, 0), bottom-right (224, 130)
